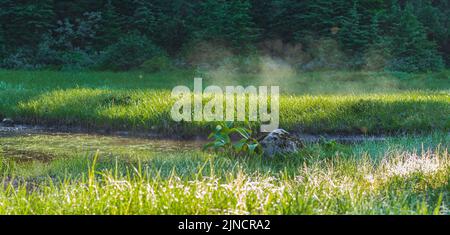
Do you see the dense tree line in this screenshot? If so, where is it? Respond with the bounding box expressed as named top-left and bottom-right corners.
top-left (0, 0), bottom-right (448, 72)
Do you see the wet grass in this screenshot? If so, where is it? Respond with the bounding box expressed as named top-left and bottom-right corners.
top-left (0, 69), bottom-right (449, 214)
top-left (0, 69), bottom-right (449, 93)
top-left (0, 70), bottom-right (449, 135)
top-left (0, 133), bottom-right (448, 214)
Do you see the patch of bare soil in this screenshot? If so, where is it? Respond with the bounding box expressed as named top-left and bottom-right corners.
top-left (2, 176), bottom-right (57, 193)
top-left (1, 124), bottom-right (388, 143)
top-left (1, 148), bottom-right (55, 162)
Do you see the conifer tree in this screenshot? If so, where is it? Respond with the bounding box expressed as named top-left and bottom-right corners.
top-left (130, 0), bottom-right (157, 37)
top-left (0, 0), bottom-right (54, 48)
top-left (338, 1), bottom-right (371, 52)
top-left (95, 0), bottom-right (122, 49)
top-left (192, 0), bottom-right (257, 50)
top-left (0, 28), bottom-right (5, 59)
top-left (0, 0), bottom-right (448, 70)
top-left (411, 0), bottom-right (450, 66)
top-left (151, 0), bottom-right (193, 54)
top-left (387, 3), bottom-right (444, 71)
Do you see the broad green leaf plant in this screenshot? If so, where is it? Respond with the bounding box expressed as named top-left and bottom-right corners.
top-left (203, 122), bottom-right (263, 157)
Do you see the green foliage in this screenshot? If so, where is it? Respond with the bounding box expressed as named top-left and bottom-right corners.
top-left (296, 0), bottom-right (350, 37)
top-left (140, 55), bottom-right (173, 73)
top-left (0, 70), bottom-right (448, 135)
top-left (410, 0), bottom-right (450, 66)
top-left (338, 2), bottom-right (371, 53)
top-left (385, 3), bottom-right (444, 72)
top-left (203, 122), bottom-right (263, 157)
top-left (0, 0), bottom-right (449, 71)
top-left (98, 33), bottom-right (165, 71)
top-left (95, 1), bottom-right (121, 50)
top-left (0, 0), bottom-right (54, 48)
top-left (192, 0), bottom-right (258, 50)
top-left (150, 0), bottom-right (193, 54)
top-left (1, 48), bottom-right (37, 70)
top-left (0, 29), bottom-right (5, 60)
top-left (58, 49), bottom-right (100, 71)
top-left (130, 0), bottom-right (157, 37)
top-left (0, 133), bottom-right (448, 214)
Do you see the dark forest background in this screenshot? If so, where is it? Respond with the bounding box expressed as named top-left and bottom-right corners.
top-left (0, 0), bottom-right (448, 72)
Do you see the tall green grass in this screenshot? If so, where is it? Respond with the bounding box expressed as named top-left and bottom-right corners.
top-left (0, 134), bottom-right (448, 214)
top-left (0, 69), bottom-right (448, 93)
top-left (0, 70), bottom-right (448, 215)
top-left (0, 70), bottom-right (449, 135)
top-left (4, 89), bottom-right (448, 135)
top-left (0, 145), bottom-right (448, 215)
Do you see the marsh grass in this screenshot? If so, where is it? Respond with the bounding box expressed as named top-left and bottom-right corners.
top-left (0, 69), bottom-right (449, 214)
top-left (0, 134), bottom-right (448, 215)
top-left (10, 90), bottom-right (450, 135)
top-left (0, 69), bottom-right (449, 135)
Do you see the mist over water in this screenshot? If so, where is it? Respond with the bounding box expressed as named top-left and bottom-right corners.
top-left (181, 39), bottom-right (445, 95)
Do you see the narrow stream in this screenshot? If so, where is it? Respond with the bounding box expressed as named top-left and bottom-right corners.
top-left (0, 124), bottom-right (387, 142)
top-left (0, 124), bottom-right (205, 162)
top-left (0, 124), bottom-right (388, 162)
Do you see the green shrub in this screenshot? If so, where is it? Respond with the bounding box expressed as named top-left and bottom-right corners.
top-left (59, 49), bottom-right (100, 71)
top-left (385, 5), bottom-right (445, 73)
top-left (386, 53), bottom-right (445, 73)
top-left (218, 55), bottom-right (262, 74)
top-left (203, 122), bottom-right (263, 157)
top-left (98, 33), bottom-right (165, 71)
top-left (140, 55), bottom-right (173, 73)
top-left (180, 39), bottom-right (233, 69)
top-left (1, 48), bottom-right (38, 70)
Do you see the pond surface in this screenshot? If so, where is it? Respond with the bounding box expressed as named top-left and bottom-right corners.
top-left (0, 124), bottom-right (206, 162)
top-left (0, 124), bottom-right (387, 162)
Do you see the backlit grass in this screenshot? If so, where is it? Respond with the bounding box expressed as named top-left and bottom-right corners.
top-left (0, 69), bottom-right (448, 214)
top-left (0, 134), bottom-right (448, 214)
top-left (0, 69), bottom-right (449, 135)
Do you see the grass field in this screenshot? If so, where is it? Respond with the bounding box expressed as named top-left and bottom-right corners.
top-left (0, 69), bottom-right (449, 215)
top-left (0, 133), bottom-right (448, 214)
top-left (0, 70), bottom-right (449, 135)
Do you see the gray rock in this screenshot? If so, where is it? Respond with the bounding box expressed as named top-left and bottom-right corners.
top-left (1, 118), bottom-right (14, 127)
top-left (260, 129), bottom-right (303, 157)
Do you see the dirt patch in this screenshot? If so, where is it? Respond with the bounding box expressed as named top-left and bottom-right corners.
top-left (2, 176), bottom-right (57, 193)
top-left (1, 148), bottom-right (55, 162)
top-left (294, 134), bottom-right (387, 144)
top-left (102, 94), bottom-right (140, 106)
top-left (0, 123), bottom-right (391, 143)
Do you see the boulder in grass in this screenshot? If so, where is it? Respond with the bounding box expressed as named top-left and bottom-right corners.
top-left (1, 118), bottom-right (14, 127)
top-left (260, 129), bottom-right (303, 157)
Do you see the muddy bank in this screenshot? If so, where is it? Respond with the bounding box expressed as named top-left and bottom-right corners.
top-left (0, 124), bottom-right (205, 162)
top-left (0, 123), bottom-right (388, 144)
